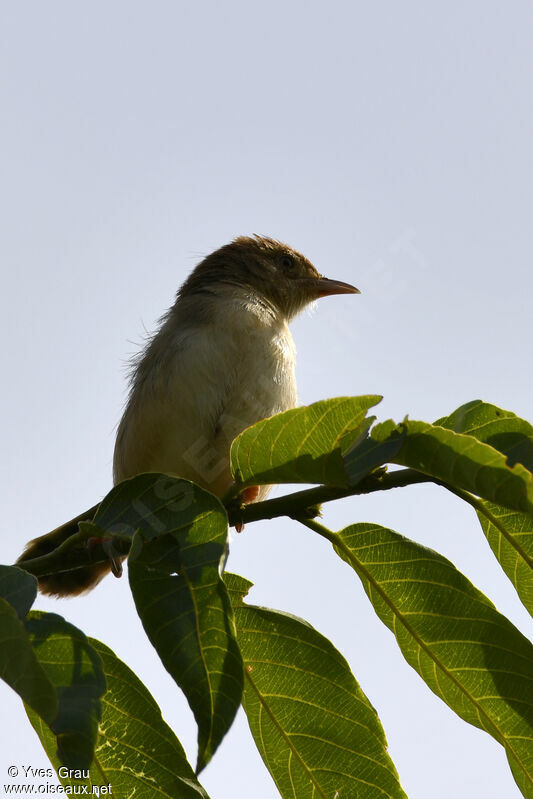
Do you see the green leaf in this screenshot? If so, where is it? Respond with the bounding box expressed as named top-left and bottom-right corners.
top-left (372, 418), bottom-right (533, 514)
top-left (0, 565), bottom-right (38, 618)
top-left (435, 399), bottom-right (533, 470)
top-left (26, 611), bottom-right (106, 769)
top-left (0, 598), bottom-right (58, 724)
top-left (224, 572), bottom-right (254, 603)
top-left (476, 502), bottom-right (533, 617)
top-left (27, 637), bottom-right (210, 798)
top-left (116, 474), bottom-right (242, 773)
top-left (0, 573), bottom-right (105, 768)
top-left (343, 418), bottom-right (406, 486)
top-left (226, 573), bottom-right (408, 799)
top-left (231, 396), bottom-right (382, 488)
top-left (435, 400), bottom-right (533, 617)
top-left (331, 522), bottom-right (533, 798)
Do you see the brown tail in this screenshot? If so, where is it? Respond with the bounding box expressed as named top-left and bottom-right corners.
top-left (16, 504), bottom-right (110, 597)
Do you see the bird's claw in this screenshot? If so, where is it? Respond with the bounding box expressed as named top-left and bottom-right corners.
top-left (87, 536), bottom-right (124, 578)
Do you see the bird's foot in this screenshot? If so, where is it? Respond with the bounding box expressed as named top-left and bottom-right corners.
top-left (87, 536), bottom-right (124, 578)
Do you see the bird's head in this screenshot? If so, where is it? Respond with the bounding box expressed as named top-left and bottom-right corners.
top-left (179, 235), bottom-right (360, 319)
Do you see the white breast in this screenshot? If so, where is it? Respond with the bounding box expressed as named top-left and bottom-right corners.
top-left (113, 290), bottom-right (297, 498)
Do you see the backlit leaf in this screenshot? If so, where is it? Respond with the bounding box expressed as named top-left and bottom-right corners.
top-left (226, 573), bottom-right (407, 799)
top-left (332, 522), bottom-right (533, 798)
top-left (26, 611), bottom-right (105, 769)
top-left (27, 637), bottom-right (210, 798)
top-left (436, 400), bottom-right (533, 617)
top-left (108, 474), bottom-right (243, 772)
top-left (372, 418), bottom-right (533, 514)
top-left (231, 396), bottom-right (382, 488)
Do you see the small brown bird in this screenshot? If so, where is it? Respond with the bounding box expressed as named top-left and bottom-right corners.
top-left (18, 235), bottom-right (359, 595)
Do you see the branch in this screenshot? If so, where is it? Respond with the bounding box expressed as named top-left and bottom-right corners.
top-left (16, 468), bottom-right (432, 581)
top-left (226, 467), bottom-right (432, 526)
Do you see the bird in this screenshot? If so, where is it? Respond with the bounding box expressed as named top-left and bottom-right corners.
top-left (17, 235), bottom-right (359, 596)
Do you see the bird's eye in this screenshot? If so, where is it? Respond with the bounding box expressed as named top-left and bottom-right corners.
top-left (280, 254), bottom-right (295, 271)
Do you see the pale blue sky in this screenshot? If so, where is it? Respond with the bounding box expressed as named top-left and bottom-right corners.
top-left (2, 3), bottom-right (533, 797)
